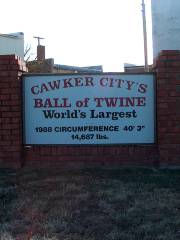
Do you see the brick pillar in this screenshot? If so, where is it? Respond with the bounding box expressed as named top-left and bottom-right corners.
top-left (155, 50), bottom-right (180, 166)
top-left (0, 55), bottom-right (27, 168)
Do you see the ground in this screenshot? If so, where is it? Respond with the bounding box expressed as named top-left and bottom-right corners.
top-left (0, 167), bottom-right (180, 240)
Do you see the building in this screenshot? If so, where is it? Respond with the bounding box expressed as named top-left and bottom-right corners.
top-left (151, 0), bottom-right (180, 58)
top-left (27, 45), bottom-right (103, 73)
top-left (53, 64), bottom-right (103, 74)
top-left (124, 63), bottom-right (152, 73)
top-left (0, 32), bottom-right (24, 59)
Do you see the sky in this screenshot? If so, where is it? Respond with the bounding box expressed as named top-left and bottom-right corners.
top-left (1, 0), bottom-right (152, 71)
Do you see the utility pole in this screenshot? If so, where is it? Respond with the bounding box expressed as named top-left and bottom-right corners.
top-left (141, 0), bottom-right (149, 72)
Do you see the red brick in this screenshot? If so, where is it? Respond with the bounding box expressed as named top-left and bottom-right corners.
top-left (12, 118), bottom-right (20, 123)
top-left (169, 91), bottom-right (177, 97)
top-left (0, 88), bottom-right (18, 94)
top-left (161, 50), bottom-right (180, 55)
top-left (11, 65), bottom-right (21, 70)
top-left (4, 146), bottom-right (21, 152)
top-left (0, 83), bottom-right (10, 88)
top-left (2, 112), bottom-right (21, 118)
top-left (2, 123), bottom-right (19, 129)
top-left (10, 82), bottom-right (20, 88)
top-left (156, 72), bottom-right (169, 78)
top-left (0, 55), bottom-right (24, 175)
top-left (0, 94), bottom-right (10, 101)
top-left (9, 71), bottom-right (19, 77)
top-left (167, 61), bottom-right (180, 67)
top-left (8, 100), bottom-right (20, 106)
top-left (0, 59), bottom-right (11, 65)
top-left (0, 141), bottom-right (11, 146)
top-left (0, 77), bottom-right (13, 83)
top-left (2, 135), bottom-right (13, 141)
top-left (12, 140), bottom-right (22, 145)
top-left (0, 106), bottom-right (10, 112)
top-left (157, 90), bottom-right (168, 97)
top-left (0, 118), bottom-right (10, 124)
top-left (11, 129), bottom-right (21, 135)
top-left (156, 55), bottom-right (168, 61)
top-left (11, 106), bottom-right (21, 112)
top-left (0, 55), bottom-right (16, 59)
top-left (155, 60), bottom-right (166, 67)
top-left (11, 94), bottom-right (21, 100)
top-left (0, 65), bottom-right (9, 70)
top-left (0, 71), bottom-right (10, 77)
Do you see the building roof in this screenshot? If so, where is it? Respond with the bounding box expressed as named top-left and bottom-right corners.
top-left (124, 64), bottom-right (152, 73)
top-left (54, 64), bottom-right (103, 73)
top-left (0, 32), bottom-right (24, 39)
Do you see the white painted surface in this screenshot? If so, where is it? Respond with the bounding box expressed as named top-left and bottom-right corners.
top-left (151, 0), bottom-right (180, 57)
top-left (0, 32), bottom-right (24, 59)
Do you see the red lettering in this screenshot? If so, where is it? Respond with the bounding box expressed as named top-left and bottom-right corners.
top-left (34, 98), bottom-right (43, 108)
top-left (94, 97), bottom-right (104, 107)
top-left (137, 97), bottom-right (146, 106)
top-left (85, 77), bottom-right (94, 86)
top-left (44, 98), bottom-right (53, 108)
top-left (109, 78), bottom-right (114, 87)
top-left (138, 84), bottom-right (148, 93)
top-left (115, 79), bottom-right (124, 88)
top-left (31, 86), bottom-right (39, 95)
top-left (41, 83), bottom-right (49, 93)
top-left (48, 80), bottom-right (61, 90)
top-left (100, 77), bottom-right (108, 87)
top-left (104, 98), bottom-right (118, 107)
top-left (74, 77), bottom-right (84, 87)
top-left (62, 98), bottom-right (71, 107)
top-left (126, 80), bottom-right (135, 90)
top-left (63, 78), bottom-right (74, 88)
top-left (124, 97), bottom-right (135, 107)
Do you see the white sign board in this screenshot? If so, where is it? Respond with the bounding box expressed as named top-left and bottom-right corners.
top-left (23, 73), bottom-right (155, 144)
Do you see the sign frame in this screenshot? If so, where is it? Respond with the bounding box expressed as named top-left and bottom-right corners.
top-left (22, 72), bottom-right (156, 146)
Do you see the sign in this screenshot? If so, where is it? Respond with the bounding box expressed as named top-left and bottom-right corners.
top-left (23, 73), bottom-right (155, 145)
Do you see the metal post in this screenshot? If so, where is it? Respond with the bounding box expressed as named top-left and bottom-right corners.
top-left (33, 36), bottom-right (44, 46)
top-left (142, 0), bottom-right (149, 72)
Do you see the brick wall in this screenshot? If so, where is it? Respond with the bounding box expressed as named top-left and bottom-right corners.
top-left (1, 51), bottom-right (180, 168)
top-left (0, 55), bottom-right (26, 168)
top-left (155, 50), bottom-right (180, 166)
top-left (27, 58), bottom-right (54, 73)
top-left (24, 145), bottom-right (158, 167)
